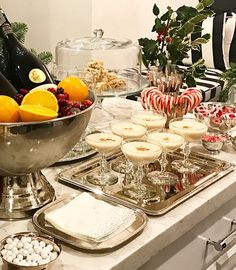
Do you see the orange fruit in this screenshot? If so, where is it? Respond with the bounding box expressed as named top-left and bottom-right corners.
top-left (0, 95), bottom-right (19, 123)
top-left (58, 76), bottom-right (89, 101)
top-left (21, 89), bottom-right (59, 112)
top-left (19, 105), bottom-right (58, 122)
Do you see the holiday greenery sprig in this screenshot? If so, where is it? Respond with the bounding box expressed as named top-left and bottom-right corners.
top-left (219, 63), bottom-right (236, 102)
top-left (138, 0), bottom-right (215, 87)
top-left (0, 22), bottom-right (52, 75)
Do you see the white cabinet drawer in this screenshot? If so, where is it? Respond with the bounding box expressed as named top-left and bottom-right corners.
top-left (139, 197), bottom-right (236, 270)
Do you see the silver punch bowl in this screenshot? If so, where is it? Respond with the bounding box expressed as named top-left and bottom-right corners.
top-left (0, 91), bottom-right (96, 219)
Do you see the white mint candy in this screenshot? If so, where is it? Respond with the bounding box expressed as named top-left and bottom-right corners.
top-left (5, 243), bottom-right (13, 250)
top-left (50, 252), bottom-right (58, 260)
top-left (1, 249), bottom-right (7, 256)
top-left (6, 255), bottom-right (13, 262)
top-left (16, 241), bottom-right (23, 249)
top-left (26, 237), bottom-right (32, 243)
top-left (13, 258), bottom-right (20, 264)
top-left (12, 246), bottom-right (18, 254)
top-left (11, 253), bottom-right (17, 259)
top-left (34, 245), bottom-right (42, 254)
top-left (6, 238), bottom-right (13, 244)
top-left (28, 247), bottom-right (34, 254)
top-left (32, 253), bottom-right (41, 262)
top-left (5, 250), bottom-right (12, 257)
top-left (39, 241), bottom-right (46, 248)
top-left (17, 253), bottom-right (23, 260)
top-left (31, 240), bottom-right (39, 246)
top-left (46, 244), bottom-right (53, 252)
top-left (23, 242), bottom-right (31, 250)
top-left (21, 237), bottom-right (27, 243)
top-left (22, 249), bottom-right (29, 257)
top-left (41, 250), bottom-right (49, 259)
top-left (13, 238), bottom-right (19, 244)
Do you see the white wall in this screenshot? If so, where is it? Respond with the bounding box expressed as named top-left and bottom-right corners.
top-left (91, 0), bottom-right (199, 42)
top-left (1, 0), bottom-right (198, 56)
top-left (1, 0), bottom-right (92, 56)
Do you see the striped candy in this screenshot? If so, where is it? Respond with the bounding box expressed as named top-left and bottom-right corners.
top-left (141, 87), bottom-right (202, 115)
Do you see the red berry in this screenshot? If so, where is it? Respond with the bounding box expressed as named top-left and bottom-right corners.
top-left (82, 99), bottom-right (93, 107)
top-left (47, 88), bottom-right (56, 94)
top-left (63, 92), bottom-right (69, 100)
top-left (14, 93), bottom-right (24, 105)
top-left (58, 99), bottom-right (68, 107)
top-left (165, 37), bottom-right (173, 43)
top-left (19, 89), bottom-right (29, 96)
top-left (79, 104), bottom-right (87, 111)
top-left (65, 111), bottom-right (73, 116)
top-left (72, 102), bottom-right (80, 108)
top-left (56, 87), bottom-right (64, 94)
top-left (56, 93), bottom-right (67, 100)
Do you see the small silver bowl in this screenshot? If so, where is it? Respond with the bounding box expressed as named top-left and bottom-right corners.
top-left (202, 133), bottom-right (226, 154)
top-left (0, 232), bottom-right (61, 270)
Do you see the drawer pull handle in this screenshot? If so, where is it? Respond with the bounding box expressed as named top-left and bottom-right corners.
top-left (207, 219), bottom-right (236, 251)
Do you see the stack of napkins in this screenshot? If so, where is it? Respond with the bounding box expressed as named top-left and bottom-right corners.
top-left (45, 193), bottom-right (136, 242)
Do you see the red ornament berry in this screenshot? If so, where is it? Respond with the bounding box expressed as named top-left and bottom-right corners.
top-left (82, 99), bottom-right (93, 107)
top-left (47, 88), bottom-right (57, 94)
top-left (19, 89), bottom-right (29, 96)
top-left (165, 37), bottom-right (173, 43)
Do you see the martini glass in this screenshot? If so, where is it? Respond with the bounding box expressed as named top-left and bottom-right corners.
top-left (147, 131), bottom-right (184, 185)
top-left (121, 138), bottom-right (162, 201)
top-left (169, 117), bottom-right (208, 174)
top-left (110, 119), bottom-right (147, 174)
top-left (131, 110), bottom-right (166, 131)
top-left (85, 132), bottom-right (122, 186)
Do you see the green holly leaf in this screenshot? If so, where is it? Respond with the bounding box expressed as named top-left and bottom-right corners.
top-left (153, 4), bottom-right (160, 16)
top-left (196, 3), bottom-right (204, 12)
top-left (154, 17), bottom-right (163, 32)
top-left (201, 33), bottom-right (211, 40)
top-left (157, 53), bottom-right (168, 67)
top-left (189, 14), bottom-right (208, 24)
top-left (161, 8), bottom-right (173, 21)
top-left (202, 0), bottom-right (214, 8)
top-left (182, 22), bottom-right (195, 35)
top-left (193, 25), bottom-right (204, 33)
top-left (192, 37), bottom-right (209, 45)
top-left (201, 9), bottom-right (215, 17)
top-left (186, 74), bottom-right (196, 87)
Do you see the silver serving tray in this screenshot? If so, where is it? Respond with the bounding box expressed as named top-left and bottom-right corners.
top-left (33, 193), bottom-right (148, 251)
top-left (58, 150), bottom-right (235, 216)
top-left (56, 147), bottom-right (96, 163)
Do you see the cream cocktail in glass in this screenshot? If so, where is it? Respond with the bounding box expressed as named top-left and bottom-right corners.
top-left (147, 131), bottom-right (184, 185)
top-left (110, 120), bottom-right (147, 174)
top-left (85, 132), bottom-right (122, 186)
top-left (169, 117), bottom-right (208, 173)
top-left (121, 139), bottom-right (162, 201)
top-left (131, 110), bottom-right (166, 131)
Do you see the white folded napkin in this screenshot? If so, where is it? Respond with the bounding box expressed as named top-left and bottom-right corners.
top-left (45, 193), bottom-right (136, 242)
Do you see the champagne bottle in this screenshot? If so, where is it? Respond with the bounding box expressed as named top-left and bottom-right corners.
top-left (0, 70), bottom-right (17, 97)
top-left (0, 8), bottom-right (55, 90)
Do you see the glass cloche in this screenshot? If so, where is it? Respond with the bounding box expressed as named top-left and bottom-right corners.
top-left (55, 29), bottom-right (141, 71)
top-left (54, 29), bottom-right (148, 98)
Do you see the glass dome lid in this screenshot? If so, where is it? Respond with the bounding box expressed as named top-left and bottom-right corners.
top-left (58, 29), bottom-right (134, 50)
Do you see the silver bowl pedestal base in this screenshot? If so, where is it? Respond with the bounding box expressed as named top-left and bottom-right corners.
top-left (0, 172), bottom-right (55, 220)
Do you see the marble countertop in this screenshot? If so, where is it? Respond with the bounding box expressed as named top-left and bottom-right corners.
top-left (0, 143), bottom-right (236, 270)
